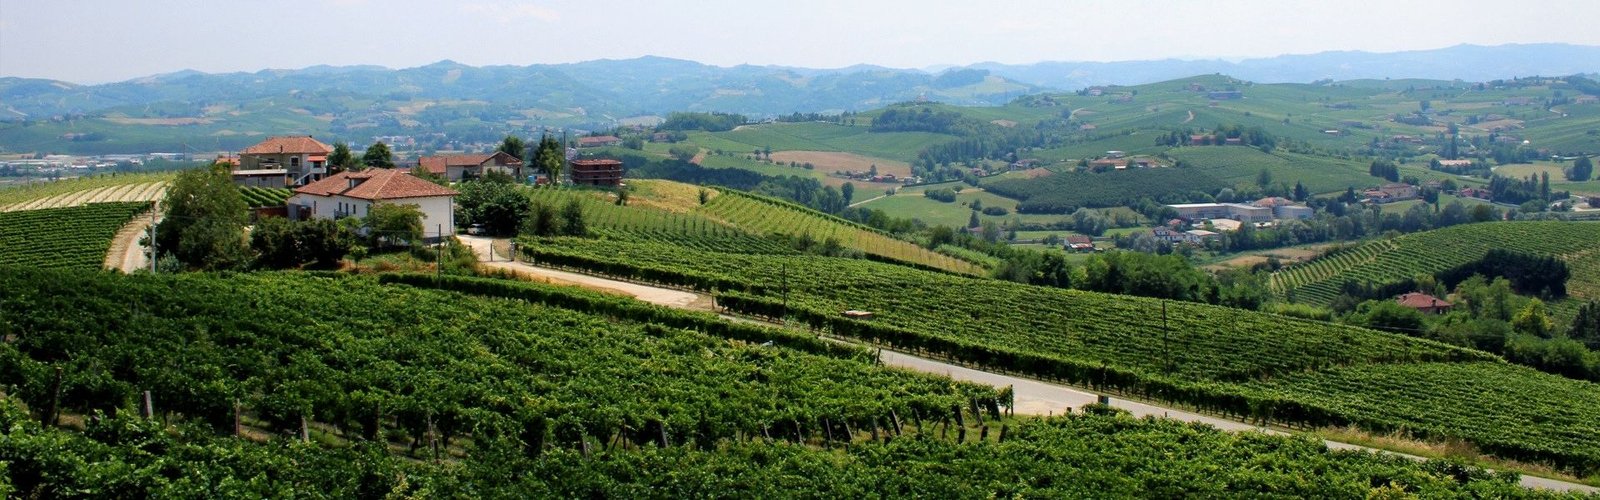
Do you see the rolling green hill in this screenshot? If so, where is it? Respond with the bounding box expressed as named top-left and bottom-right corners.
top-left (1270, 221), bottom-right (1600, 305)
top-left (519, 234), bottom-right (1600, 476)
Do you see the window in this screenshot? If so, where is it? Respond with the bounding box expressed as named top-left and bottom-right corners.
top-left (291, 157), bottom-right (301, 167)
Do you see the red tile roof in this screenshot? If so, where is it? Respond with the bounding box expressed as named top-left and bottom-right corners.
top-left (1396, 292), bottom-right (1452, 309)
top-left (417, 152), bottom-right (522, 174)
top-left (577, 135), bottom-right (622, 146)
top-left (241, 136), bottom-right (333, 155)
top-left (293, 168), bottom-right (458, 201)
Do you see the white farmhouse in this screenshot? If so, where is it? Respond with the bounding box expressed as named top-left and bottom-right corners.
top-left (288, 168), bottom-right (459, 240)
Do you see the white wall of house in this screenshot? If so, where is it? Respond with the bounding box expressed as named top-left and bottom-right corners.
top-left (287, 194), bottom-right (455, 238)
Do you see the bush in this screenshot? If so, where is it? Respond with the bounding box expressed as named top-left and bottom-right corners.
top-left (981, 206), bottom-right (1009, 216)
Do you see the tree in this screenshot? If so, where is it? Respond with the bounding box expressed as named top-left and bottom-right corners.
top-left (1255, 168), bottom-right (1272, 188)
top-left (668, 144), bottom-right (698, 162)
top-left (328, 142), bottom-right (358, 173)
top-left (456, 180), bottom-right (532, 237)
top-left (362, 142), bottom-right (395, 169)
top-left (364, 203), bottom-right (424, 249)
top-left (967, 210), bottom-right (980, 229)
top-left (1569, 156), bottom-right (1594, 182)
top-left (1346, 300), bottom-right (1427, 335)
top-left (155, 165), bottom-right (249, 270)
top-left (251, 217), bottom-right (353, 269)
top-left (499, 135), bottom-right (526, 161)
top-left (1512, 299), bottom-right (1556, 338)
top-left (533, 134), bottom-right (564, 182)
top-left (840, 182), bottom-right (855, 205)
top-left (560, 199), bottom-right (586, 236)
top-left (1292, 181), bottom-right (1308, 201)
top-left (525, 201), bottom-right (559, 236)
top-left (1570, 301), bottom-right (1600, 350)
top-left (409, 164), bottom-right (449, 187)
top-left (979, 220), bottom-right (1001, 243)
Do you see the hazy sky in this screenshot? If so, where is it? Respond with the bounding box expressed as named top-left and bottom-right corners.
top-left (3, 0), bottom-right (1597, 83)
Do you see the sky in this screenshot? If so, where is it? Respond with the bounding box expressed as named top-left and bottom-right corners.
top-left (2, 0), bottom-right (1598, 84)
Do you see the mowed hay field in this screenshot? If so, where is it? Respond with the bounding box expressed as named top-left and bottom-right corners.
top-left (768, 151), bottom-right (912, 178)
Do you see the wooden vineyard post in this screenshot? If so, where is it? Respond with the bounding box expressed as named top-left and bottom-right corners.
top-left (41, 365), bottom-right (63, 427)
top-left (140, 390), bottom-right (154, 419)
top-left (300, 415), bottom-right (310, 443)
top-left (233, 400), bottom-right (242, 437)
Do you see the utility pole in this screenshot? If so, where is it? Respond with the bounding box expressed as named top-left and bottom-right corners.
top-left (1162, 300), bottom-right (1171, 373)
top-left (147, 204), bottom-right (157, 273)
top-left (436, 224), bottom-right (443, 280)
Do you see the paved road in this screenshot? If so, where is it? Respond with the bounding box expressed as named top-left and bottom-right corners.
top-left (454, 236), bottom-right (1595, 493)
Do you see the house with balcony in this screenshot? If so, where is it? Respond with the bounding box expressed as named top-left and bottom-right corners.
top-left (238, 136), bottom-right (333, 187)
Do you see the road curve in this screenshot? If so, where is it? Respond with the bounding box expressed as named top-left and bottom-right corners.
top-left (454, 235), bottom-right (1595, 494)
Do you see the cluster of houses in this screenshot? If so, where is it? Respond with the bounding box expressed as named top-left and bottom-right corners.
top-left (225, 135), bottom-right (625, 240)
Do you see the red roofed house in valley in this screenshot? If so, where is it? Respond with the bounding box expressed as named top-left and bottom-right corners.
top-left (288, 169), bottom-right (459, 239)
top-left (418, 151), bottom-right (523, 182)
top-left (1396, 292), bottom-right (1454, 315)
top-left (238, 136), bottom-right (334, 187)
top-left (569, 159), bottom-right (624, 186)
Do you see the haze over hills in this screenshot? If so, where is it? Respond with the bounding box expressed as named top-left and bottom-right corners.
top-left (973, 43), bottom-right (1600, 89)
top-left (3, 44), bottom-right (1597, 121)
top-left (2, 43), bottom-right (1598, 155)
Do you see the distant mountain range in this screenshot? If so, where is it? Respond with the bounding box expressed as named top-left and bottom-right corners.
top-left (973, 43), bottom-right (1600, 89)
top-left (1, 43), bottom-right (1597, 155)
top-left (3, 43), bottom-right (1596, 123)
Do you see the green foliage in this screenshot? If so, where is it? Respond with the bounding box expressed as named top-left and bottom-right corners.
top-left (923, 188), bottom-right (957, 202)
top-left (659, 111), bottom-right (748, 132)
top-left (0, 202), bottom-right (150, 270)
top-left (360, 142), bottom-right (394, 169)
top-left (515, 236), bottom-right (1600, 474)
top-left (0, 395), bottom-right (1542, 498)
top-left (455, 180), bottom-right (531, 237)
top-left (560, 198), bottom-right (586, 236)
top-left (533, 134), bottom-right (564, 182)
top-left (250, 217), bottom-right (353, 269)
top-left (1512, 299), bottom-right (1557, 337)
top-left (1272, 222), bottom-right (1600, 306)
top-left (328, 142), bottom-right (357, 172)
top-left (1079, 251), bottom-right (1213, 302)
top-left (155, 166), bottom-right (249, 270)
top-left (499, 135), bottom-right (526, 161)
top-left (1569, 156), bottom-right (1594, 182)
top-left (363, 203), bottom-right (424, 248)
top-left (667, 144), bottom-right (698, 162)
top-left (1572, 301), bottom-right (1600, 350)
top-left (1345, 300), bottom-right (1427, 334)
